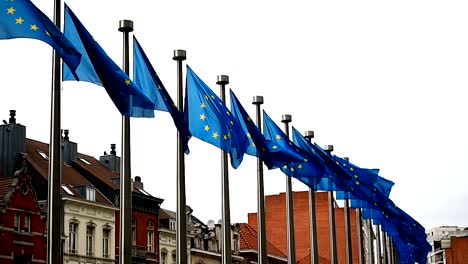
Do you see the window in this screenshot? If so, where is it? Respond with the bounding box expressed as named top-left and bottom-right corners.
top-left (147, 221), bottom-right (154, 252)
top-left (86, 187), bottom-right (95, 202)
top-left (161, 250), bottom-right (167, 264)
top-left (103, 229), bottom-right (110, 258)
top-left (24, 214), bottom-right (31, 233)
top-left (169, 219), bottom-right (176, 231)
top-left (14, 213), bottom-right (20, 231)
top-left (69, 223), bottom-right (78, 254)
top-left (232, 234), bottom-right (239, 254)
top-left (86, 225), bottom-right (94, 256)
top-left (131, 219), bottom-right (136, 245)
top-left (171, 250), bottom-right (176, 264)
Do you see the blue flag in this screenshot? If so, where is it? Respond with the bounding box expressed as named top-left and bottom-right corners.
top-left (0, 0), bottom-right (81, 76)
top-left (262, 113), bottom-right (324, 187)
top-left (133, 36), bottom-right (191, 152)
top-left (229, 91), bottom-right (305, 169)
top-left (184, 65), bottom-right (249, 168)
top-left (62, 5), bottom-right (154, 117)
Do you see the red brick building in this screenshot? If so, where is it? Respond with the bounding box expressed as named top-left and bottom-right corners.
top-left (444, 236), bottom-right (468, 264)
top-left (0, 167), bottom-right (46, 263)
top-left (248, 191), bottom-right (360, 263)
top-left (239, 223), bottom-right (287, 263)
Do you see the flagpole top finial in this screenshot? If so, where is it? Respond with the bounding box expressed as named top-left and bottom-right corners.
top-left (252, 96), bottom-right (264, 105)
top-left (324, 145), bottom-right (334, 152)
top-left (118, 20), bottom-right (133, 32)
top-left (281, 114), bottom-right (292, 123)
top-left (304, 131), bottom-right (314, 139)
top-left (173, 50), bottom-right (186, 61)
top-left (217, 75), bottom-right (229, 85)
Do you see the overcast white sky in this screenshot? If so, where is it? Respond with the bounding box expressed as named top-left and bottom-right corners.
top-left (1, 0), bottom-right (468, 231)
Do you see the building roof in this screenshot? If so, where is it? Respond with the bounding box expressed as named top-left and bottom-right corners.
top-left (297, 253), bottom-right (329, 264)
top-left (0, 177), bottom-right (15, 202)
top-left (239, 223), bottom-right (287, 259)
top-left (25, 138), bottom-right (113, 207)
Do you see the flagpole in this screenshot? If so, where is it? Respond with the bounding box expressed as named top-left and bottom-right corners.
top-left (47, 0), bottom-right (62, 262)
top-left (388, 237), bottom-right (394, 264)
top-left (281, 114), bottom-right (296, 264)
top-left (324, 145), bottom-right (338, 264)
top-left (382, 231), bottom-right (388, 264)
top-left (118, 19), bottom-right (133, 264)
top-left (217, 75), bottom-right (232, 264)
top-left (342, 157), bottom-right (353, 264)
top-left (253, 96), bottom-right (267, 264)
top-left (304, 131), bottom-right (319, 264)
top-left (356, 208), bottom-right (365, 264)
top-left (367, 219), bottom-right (375, 264)
top-left (375, 222), bottom-right (382, 264)
top-left (173, 49), bottom-right (187, 264)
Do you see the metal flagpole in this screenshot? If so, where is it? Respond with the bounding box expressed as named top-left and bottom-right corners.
top-left (281, 114), bottom-right (296, 264)
top-left (253, 96), bottom-right (268, 264)
top-left (382, 231), bottom-right (388, 264)
top-left (375, 222), bottom-right (382, 264)
top-left (217, 75), bottom-right (232, 264)
top-left (389, 237), bottom-right (394, 264)
top-left (173, 49), bottom-right (187, 264)
top-left (47, 0), bottom-right (62, 263)
top-left (304, 131), bottom-right (319, 264)
top-left (356, 209), bottom-right (365, 264)
top-left (366, 219), bottom-right (374, 264)
top-left (118, 20), bottom-right (133, 264)
top-left (324, 145), bottom-right (338, 264)
top-left (343, 157), bottom-right (353, 264)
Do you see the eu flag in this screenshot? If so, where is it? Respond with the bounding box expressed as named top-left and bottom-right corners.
top-left (229, 90), bottom-right (305, 169)
top-left (62, 5), bottom-right (154, 117)
top-left (262, 113), bottom-right (324, 187)
top-left (133, 36), bottom-right (191, 152)
top-left (0, 0), bottom-right (81, 76)
top-left (185, 65), bottom-right (249, 168)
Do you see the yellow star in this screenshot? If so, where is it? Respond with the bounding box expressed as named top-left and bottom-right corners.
top-left (246, 133), bottom-right (251, 138)
top-left (275, 135), bottom-right (281, 140)
top-left (298, 164), bottom-right (303, 169)
top-left (157, 85), bottom-right (162, 90)
top-left (223, 134), bottom-right (228, 140)
top-left (261, 148), bottom-right (266, 152)
top-left (336, 161), bottom-right (339, 165)
top-left (15, 17), bottom-right (24, 24)
top-left (204, 95), bottom-right (209, 100)
top-left (204, 125), bottom-right (210, 131)
top-left (30, 24), bottom-right (38, 31)
top-left (354, 175), bottom-right (358, 178)
top-left (350, 167), bottom-right (354, 171)
top-left (199, 114), bottom-right (206, 121)
top-left (45, 31), bottom-right (50, 37)
top-left (246, 116), bottom-right (251, 122)
top-left (212, 132), bottom-right (219, 139)
top-left (290, 167), bottom-right (295, 172)
top-left (289, 142), bottom-right (292, 146)
top-left (252, 142), bottom-right (256, 147)
top-left (7, 7), bottom-right (15, 14)
top-left (125, 79), bottom-right (131, 86)
top-left (355, 181), bottom-right (360, 185)
top-left (303, 158), bottom-right (308, 162)
top-left (342, 163), bottom-right (347, 167)
top-left (283, 165), bottom-right (288, 169)
top-left (200, 102), bottom-right (206, 108)
top-left (272, 145), bottom-right (278, 150)
top-left (211, 95), bottom-right (215, 99)
top-left (229, 120), bottom-right (234, 126)
top-left (226, 111), bottom-right (230, 115)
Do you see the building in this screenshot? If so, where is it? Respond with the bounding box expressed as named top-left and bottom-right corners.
top-left (247, 191), bottom-right (363, 263)
top-left (427, 226), bottom-right (468, 264)
top-left (0, 166), bottom-right (46, 264)
top-left (159, 207), bottom-right (244, 264)
top-left (0, 110), bottom-right (163, 264)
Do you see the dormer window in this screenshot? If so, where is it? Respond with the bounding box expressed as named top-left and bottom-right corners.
top-left (86, 187), bottom-right (95, 202)
top-left (169, 219), bottom-right (176, 231)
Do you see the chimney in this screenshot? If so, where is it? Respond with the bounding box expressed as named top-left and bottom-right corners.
top-left (61, 129), bottom-right (78, 165)
top-left (99, 144), bottom-right (120, 173)
top-left (133, 176), bottom-right (143, 190)
top-left (0, 110), bottom-right (26, 178)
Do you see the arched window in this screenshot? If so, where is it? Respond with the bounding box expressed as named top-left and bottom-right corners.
top-left (160, 248), bottom-right (168, 264)
top-left (103, 227), bottom-right (111, 258)
top-left (147, 221), bottom-right (154, 252)
top-left (68, 221), bottom-right (79, 254)
top-left (86, 224), bottom-right (95, 256)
